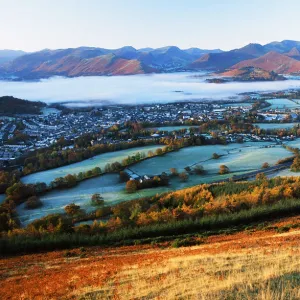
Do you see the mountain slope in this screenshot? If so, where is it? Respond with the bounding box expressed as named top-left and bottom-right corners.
top-left (9, 52), bottom-right (155, 77)
top-left (232, 51), bottom-right (300, 74)
top-left (264, 40), bottom-right (300, 53)
top-left (221, 67), bottom-right (286, 81)
top-left (0, 46), bottom-right (221, 78)
top-left (189, 51), bottom-right (255, 70)
top-left (4, 40), bottom-right (300, 78)
top-left (285, 47), bottom-right (300, 60)
top-left (0, 50), bottom-right (27, 65)
top-left (0, 50), bottom-right (157, 77)
top-left (234, 43), bottom-right (267, 57)
top-left (2, 217), bottom-right (300, 299)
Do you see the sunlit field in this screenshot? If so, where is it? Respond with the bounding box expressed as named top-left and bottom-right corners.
top-left (264, 98), bottom-right (300, 110)
top-left (1, 216), bottom-right (300, 300)
top-left (15, 141), bottom-right (292, 226)
top-left (256, 123), bottom-right (300, 130)
top-left (21, 145), bottom-right (162, 185)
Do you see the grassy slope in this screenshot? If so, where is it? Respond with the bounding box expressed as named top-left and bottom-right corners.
top-left (1, 216), bottom-right (300, 299)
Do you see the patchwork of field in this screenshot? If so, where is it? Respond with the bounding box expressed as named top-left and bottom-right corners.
top-left (21, 145), bottom-right (162, 185)
top-left (255, 122), bottom-right (300, 129)
top-left (264, 98), bottom-right (300, 110)
top-left (1, 216), bottom-right (300, 300)
top-left (16, 142), bottom-right (292, 226)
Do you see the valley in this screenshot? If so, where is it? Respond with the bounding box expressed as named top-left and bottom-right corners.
top-left (3, 2), bottom-right (300, 299)
top-left (11, 141), bottom-right (296, 226)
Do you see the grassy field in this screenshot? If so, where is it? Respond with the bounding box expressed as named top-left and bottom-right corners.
top-left (1, 216), bottom-right (300, 299)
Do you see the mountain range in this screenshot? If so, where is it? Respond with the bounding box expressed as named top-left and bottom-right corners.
top-left (2, 40), bottom-right (300, 78)
top-left (0, 50), bottom-right (26, 65)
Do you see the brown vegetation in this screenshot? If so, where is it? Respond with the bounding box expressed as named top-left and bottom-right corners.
top-left (1, 216), bottom-right (300, 299)
top-left (232, 51), bottom-right (300, 74)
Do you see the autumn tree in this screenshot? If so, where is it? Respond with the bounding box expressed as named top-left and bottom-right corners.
top-left (219, 165), bottom-right (229, 175)
top-left (64, 203), bottom-right (81, 216)
top-left (91, 193), bottom-right (104, 206)
top-left (256, 173), bottom-right (267, 181)
top-left (291, 155), bottom-right (300, 172)
top-left (155, 148), bottom-right (163, 156)
top-left (170, 168), bottom-right (179, 176)
top-left (95, 206), bottom-right (111, 218)
top-left (64, 174), bottom-right (77, 188)
top-left (193, 165), bottom-right (204, 175)
top-left (24, 196), bottom-right (43, 209)
top-left (92, 167), bottom-right (101, 176)
top-left (148, 150), bottom-right (155, 158)
top-left (119, 171), bottom-right (129, 182)
top-left (261, 162), bottom-right (270, 169)
top-left (179, 172), bottom-right (189, 182)
top-left (126, 180), bottom-right (138, 193)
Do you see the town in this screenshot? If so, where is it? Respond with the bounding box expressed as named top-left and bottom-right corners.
top-left (1, 89), bottom-right (300, 168)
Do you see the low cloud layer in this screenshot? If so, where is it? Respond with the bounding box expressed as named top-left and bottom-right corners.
top-left (1, 73), bottom-right (300, 106)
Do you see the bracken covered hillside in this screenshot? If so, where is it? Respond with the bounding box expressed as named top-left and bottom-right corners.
top-left (3, 40), bottom-right (300, 78)
top-left (232, 51), bottom-right (300, 74)
top-left (220, 67), bottom-right (286, 81)
top-left (1, 216), bottom-right (300, 299)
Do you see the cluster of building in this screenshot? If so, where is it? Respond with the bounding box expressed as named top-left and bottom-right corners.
top-left (0, 96), bottom-right (299, 166)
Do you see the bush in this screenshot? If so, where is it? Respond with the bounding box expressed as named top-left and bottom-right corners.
top-left (171, 237), bottom-right (202, 248)
top-left (95, 206), bottom-right (111, 218)
top-left (126, 180), bottom-right (138, 193)
top-left (64, 203), bottom-right (81, 216)
top-left (291, 155), bottom-right (300, 172)
top-left (91, 193), bottom-right (104, 206)
top-left (179, 172), bottom-right (189, 182)
top-left (170, 168), bottom-right (179, 176)
top-left (276, 226), bottom-right (290, 233)
top-left (261, 162), bottom-right (270, 169)
top-left (256, 173), bottom-right (267, 181)
top-left (193, 165), bottom-right (205, 175)
top-left (219, 165), bottom-right (230, 174)
top-left (119, 171), bottom-right (129, 182)
top-left (2, 198), bottom-right (300, 255)
top-left (24, 196), bottom-right (42, 209)
top-left (212, 153), bottom-right (221, 159)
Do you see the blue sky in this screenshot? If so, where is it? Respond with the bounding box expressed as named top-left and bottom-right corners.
top-left (1, 0), bottom-right (299, 51)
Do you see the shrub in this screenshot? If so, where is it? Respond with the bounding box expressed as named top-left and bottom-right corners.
top-left (219, 165), bottom-right (229, 174)
top-left (212, 153), bottom-right (221, 159)
top-left (64, 203), bottom-right (81, 216)
top-left (193, 165), bottom-right (205, 175)
top-left (91, 193), bottom-right (104, 206)
top-left (276, 226), bottom-right (290, 233)
top-left (95, 206), bottom-right (111, 218)
top-left (179, 172), bottom-right (189, 182)
top-left (24, 196), bottom-right (42, 209)
top-left (261, 162), bottom-right (270, 169)
top-left (256, 173), bottom-right (267, 181)
top-left (291, 155), bottom-right (300, 172)
top-left (170, 168), bottom-right (179, 176)
top-left (126, 180), bottom-right (138, 193)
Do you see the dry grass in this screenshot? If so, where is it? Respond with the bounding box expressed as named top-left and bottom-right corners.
top-left (1, 217), bottom-right (300, 300)
top-left (81, 242), bottom-right (300, 299)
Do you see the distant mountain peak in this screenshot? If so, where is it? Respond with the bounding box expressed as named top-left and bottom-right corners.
top-left (285, 47), bottom-right (300, 57)
top-left (235, 43), bottom-right (266, 57)
top-left (4, 41), bottom-right (300, 78)
top-left (231, 51), bottom-right (300, 74)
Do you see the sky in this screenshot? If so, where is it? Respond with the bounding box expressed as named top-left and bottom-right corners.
top-left (1, 0), bottom-right (300, 52)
